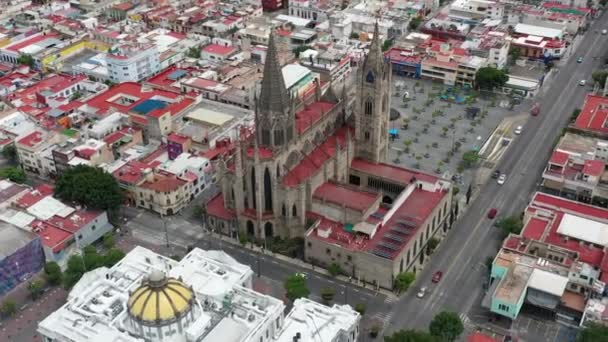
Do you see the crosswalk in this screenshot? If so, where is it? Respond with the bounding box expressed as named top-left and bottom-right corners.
top-left (459, 312), bottom-right (476, 329)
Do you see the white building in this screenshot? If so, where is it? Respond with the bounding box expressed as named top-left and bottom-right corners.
top-left (106, 43), bottom-right (161, 83)
top-left (158, 153), bottom-right (212, 197)
top-left (38, 246), bottom-right (360, 342)
top-left (449, 0), bottom-right (504, 20)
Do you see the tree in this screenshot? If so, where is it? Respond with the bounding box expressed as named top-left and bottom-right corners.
top-left (592, 71), bottom-right (608, 88)
top-left (103, 232), bottom-right (115, 249)
top-left (17, 54), bottom-right (35, 67)
top-left (429, 311), bottom-right (464, 342)
top-left (394, 272), bottom-right (415, 293)
top-left (465, 184), bottom-right (472, 205)
top-left (328, 263), bottom-right (342, 276)
top-left (284, 273), bottom-right (309, 301)
top-left (571, 108), bottom-right (582, 123)
top-left (508, 47), bottom-right (521, 64)
top-left (475, 67), bottom-right (509, 90)
top-left (320, 287), bottom-right (336, 304)
top-left (103, 248), bottom-right (126, 267)
top-left (44, 261), bottom-right (62, 285)
top-left (186, 46), bottom-right (201, 59)
top-left (426, 238), bottom-right (440, 255)
top-left (382, 39), bottom-right (393, 52)
top-left (2, 144), bottom-right (17, 163)
top-left (370, 324), bottom-right (381, 338)
top-left (55, 165), bottom-right (123, 210)
top-left (350, 32), bottom-right (360, 39)
top-left (385, 329), bottom-right (438, 342)
top-left (497, 216), bottom-right (523, 235)
top-left (409, 17), bottom-right (422, 31)
top-left (64, 255), bottom-right (86, 288)
top-left (0, 167), bottom-right (26, 183)
top-left (1, 300), bottom-right (16, 317)
top-left (461, 151), bottom-right (479, 168)
top-left (27, 280), bottom-right (43, 300)
top-left (355, 303), bottom-right (366, 315)
top-left (70, 91), bottom-right (82, 101)
top-left (83, 246), bottom-right (101, 270)
top-left (578, 322), bottom-right (608, 342)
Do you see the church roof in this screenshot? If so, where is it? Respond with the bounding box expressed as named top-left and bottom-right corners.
top-left (258, 32), bottom-right (290, 115)
top-left (362, 22), bottom-right (384, 72)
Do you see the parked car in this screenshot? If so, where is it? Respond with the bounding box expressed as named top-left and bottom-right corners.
top-left (432, 271), bottom-right (443, 283)
top-left (531, 103), bottom-right (540, 116)
top-left (416, 287), bottom-right (427, 298)
top-left (491, 170), bottom-right (501, 179)
top-left (497, 174), bottom-right (507, 185)
top-left (602, 29), bottom-right (607, 35)
top-left (487, 208), bottom-right (498, 219)
top-left (577, 57), bottom-right (583, 63)
top-left (514, 126), bottom-right (522, 135)
top-left (580, 79), bottom-right (587, 86)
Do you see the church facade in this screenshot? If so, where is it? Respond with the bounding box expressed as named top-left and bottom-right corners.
top-left (206, 24), bottom-right (454, 289)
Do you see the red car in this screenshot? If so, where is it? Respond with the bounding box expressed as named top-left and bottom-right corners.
top-left (487, 208), bottom-right (498, 219)
top-left (531, 103), bottom-right (540, 116)
top-left (432, 271), bottom-right (443, 283)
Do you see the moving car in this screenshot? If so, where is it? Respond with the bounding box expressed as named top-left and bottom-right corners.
top-left (497, 174), bottom-right (507, 185)
top-left (577, 57), bottom-right (583, 63)
top-left (531, 103), bottom-right (540, 116)
top-left (514, 126), bottom-right (522, 135)
top-left (432, 271), bottom-right (443, 283)
top-left (580, 79), bottom-right (586, 86)
top-left (602, 29), bottom-right (607, 35)
top-left (491, 170), bottom-right (501, 179)
top-left (487, 208), bottom-right (498, 219)
top-left (416, 287), bottom-right (427, 298)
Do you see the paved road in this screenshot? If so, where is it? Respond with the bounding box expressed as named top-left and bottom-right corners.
top-left (385, 11), bottom-right (608, 334)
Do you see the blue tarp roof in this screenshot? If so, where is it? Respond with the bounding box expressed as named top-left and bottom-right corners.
top-left (168, 70), bottom-right (187, 80)
top-left (131, 99), bottom-right (168, 115)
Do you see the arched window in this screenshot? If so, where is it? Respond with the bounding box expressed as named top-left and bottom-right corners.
top-left (282, 204), bottom-right (287, 216)
top-left (364, 131), bottom-right (370, 141)
top-left (246, 221), bottom-right (255, 237)
top-left (382, 95), bottom-right (388, 113)
top-left (366, 71), bottom-right (375, 83)
top-left (364, 99), bottom-right (373, 116)
top-left (276, 163), bottom-right (281, 178)
top-left (264, 222), bottom-right (273, 238)
top-left (264, 168), bottom-right (272, 211)
top-left (250, 167), bottom-right (256, 209)
top-left (274, 129), bottom-right (284, 146)
top-left (292, 204), bottom-right (297, 217)
top-left (261, 129), bottom-right (271, 145)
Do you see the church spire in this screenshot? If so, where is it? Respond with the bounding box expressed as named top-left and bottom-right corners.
top-left (258, 32), bottom-right (289, 116)
top-left (364, 22), bottom-right (384, 71)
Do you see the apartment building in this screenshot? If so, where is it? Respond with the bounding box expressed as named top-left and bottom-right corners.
top-left (449, 0), bottom-right (504, 20)
top-left (106, 43), bottom-right (161, 83)
top-left (16, 130), bottom-right (59, 177)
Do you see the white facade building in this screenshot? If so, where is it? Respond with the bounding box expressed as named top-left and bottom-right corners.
top-left (449, 0), bottom-right (504, 20)
top-left (106, 43), bottom-right (161, 83)
top-left (38, 246), bottom-right (360, 342)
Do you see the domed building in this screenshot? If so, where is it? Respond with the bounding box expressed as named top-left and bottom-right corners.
top-left (126, 270), bottom-right (200, 341)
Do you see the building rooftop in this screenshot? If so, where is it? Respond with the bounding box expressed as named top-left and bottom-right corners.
top-left (202, 44), bottom-right (237, 56)
top-left (0, 221), bottom-right (37, 259)
top-left (313, 182), bottom-right (379, 212)
top-left (514, 23), bottom-right (563, 39)
top-left (573, 94), bottom-right (608, 134)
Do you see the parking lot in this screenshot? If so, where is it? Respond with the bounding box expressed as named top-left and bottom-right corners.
top-left (387, 77), bottom-right (523, 191)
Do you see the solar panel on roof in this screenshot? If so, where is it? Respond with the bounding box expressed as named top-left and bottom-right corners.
top-left (372, 249), bottom-right (392, 259)
top-left (384, 234), bottom-right (404, 242)
top-left (396, 219), bottom-right (416, 228)
top-left (391, 226), bottom-right (411, 234)
top-left (378, 241), bottom-right (399, 250)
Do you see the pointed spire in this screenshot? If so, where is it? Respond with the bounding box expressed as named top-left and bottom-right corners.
top-left (322, 79), bottom-right (339, 103)
top-left (258, 31), bottom-right (289, 115)
top-left (314, 79), bottom-right (321, 102)
top-left (364, 21), bottom-right (384, 70)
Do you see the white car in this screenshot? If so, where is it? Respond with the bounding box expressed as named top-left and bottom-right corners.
top-left (579, 79), bottom-right (586, 86)
top-left (416, 287), bottom-right (427, 298)
top-left (497, 174), bottom-right (507, 185)
top-left (514, 126), bottom-right (522, 135)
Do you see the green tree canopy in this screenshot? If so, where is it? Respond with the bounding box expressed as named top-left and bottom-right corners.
top-left (409, 17), bottom-right (423, 31)
top-left (0, 167), bottom-right (26, 183)
top-left (428, 311), bottom-right (464, 342)
top-left (394, 272), bottom-right (415, 293)
top-left (2, 144), bottom-right (17, 163)
top-left (17, 54), bottom-right (35, 67)
top-left (328, 263), bottom-right (342, 276)
top-left (55, 165), bottom-right (123, 210)
top-left (578, 323), bottom-right (608, 342)
top-left (186, 46), bottom-right (201, 59)
top-left (1, 300), bottom-right (16, 317)
top-left (497, 216), bottom-right (523, 235)
top-left (350, 32), bottom-right (360, 39)
top-left (103, 232), bottom-right (115, 249)
top-left (44, 261), bottom-right (62, 285)
top-left (27, 280), bottom-right (43, 300)
top-left (320, 287), bottom-right (336, 303)
top-left (592, 71), bottom-right (608, 88)
top-left (83, 245), bottom-right (102, 270)
top-left (382, 39), bottom-right (393, 52)
top-left (461, 151), bottom-right (479, 168)
top-left (385, 329), bottom-right (438, 342)
top-left (64, 255), bottom-right (86, 288)
top-left (284, 273), bottom-right (310, 301)
top-left (103, 248), bottom-right (126, 267)
top-left (475, 67), bottom-right (509, 90)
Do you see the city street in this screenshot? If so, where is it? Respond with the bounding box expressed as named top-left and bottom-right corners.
top-left (384, 10), bottom-right (608, 339)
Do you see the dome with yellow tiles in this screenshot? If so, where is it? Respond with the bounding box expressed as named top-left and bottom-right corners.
top-left (127, 270), bottom-right (195, 326)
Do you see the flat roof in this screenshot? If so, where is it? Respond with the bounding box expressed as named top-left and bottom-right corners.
top-left (282, 64), bottom-right (311, 90)
top-left (514, 23), bottom-right (563, 39)
top-left (0, 222), bottom-right (36, 259)
top-left (313, 182), bottom-right (378, 212)
top-left (186, 107), bottom-right (234, 126)
top-left (528, 268), bottom-right (568, 297)
top-left (557, 213), bottom-right (608, 246)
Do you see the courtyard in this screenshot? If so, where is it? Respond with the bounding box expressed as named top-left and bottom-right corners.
top-left (386, 77), bottom-right (526, 192)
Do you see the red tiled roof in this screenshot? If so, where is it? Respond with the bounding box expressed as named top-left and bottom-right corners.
top-left (313, 182), bottom-right (379, 212)
top-left (142, 174), bottom-right (186, 192)
top-left (351, 159), bottom-right (440, 184)
top-left (522, 217), bottom-right (549, 240)
top-left (206, 193), bottom-right (235, 220)
top-left (35, 221), bottom-right (73, 252)
top-left (6, 33), bottom-right (61, 52)
top-left (16, 131), bottom-right (44, 148)
top-left (549, 150), bottom-right (569, 165)
top-left (16, 184), bottom-right (54, 208)
top-left (573, 94), bottom-right (608, 133)
top-left (113, 160), bottom-right (151, 185)
top-left (46, 210), bottom-right (100, 233)
top-left (385, 48), bottom-right (422, 65)
top-left (202, 44), bottom-right (236, 56)
top-left (168, 132), bottom-right (189, 144)
top-left (295, 101), bottom-right (337, 134)
top-left (583, 159), bottom-right (605, 177)
top-left (467, 332), bottom-right (501, 342)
